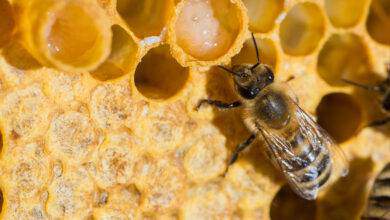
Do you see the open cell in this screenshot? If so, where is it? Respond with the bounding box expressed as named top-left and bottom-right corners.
top-left (242, 0), bottom-right (284, 33)
top-left (325, 0), bottom-right (367, 28)
top-left (117, 0), bottom-right (174, 39)
top-left (174, 0), bottom-right (242, 60)
top-left (0, 0), bottom-right (14, 47)
top-left (316, 93), bottom-right (363, 143)
top-left (91, 25), bottom-right (138, 81)
top-left (46, 1), bottom-right (112, 70)
top-left (317, 33), bottom-right (372, 86)
top-left (270, 185), bottom-right (316, 220)
top-left (232, 37), bottom-right (277, 69)
top-left (134, 45), bottom-right (189, 100)
top-left (366, 0), bottom-right (390, 45)
top-left (16, 0), bottom-right (112, 72)
top-left (279, 2), bottom-right (325, 56)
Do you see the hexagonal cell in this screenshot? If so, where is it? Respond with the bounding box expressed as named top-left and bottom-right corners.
top-left (180, 181), bottom-right (232, 219)
top-left (16, 0), bottom-right (112, 72)
top-left (89, 83), bottom-right (149, 130)
top-left (270, 185), bottom-right (316, 220)
top-left (47, 111), bottom-right (100, 165)
top-left (0, 0), bottom-right (14, 48)
top-left (91, 132), bottom-right (142, 189)
top-left (174, 0), bottom-right (243, 61)
top-left (317, 33), bottom-right (372, 86)
top-left (366, 0), bottom-right (390, 45)
top-left (1, 195), bottom-right (49, 219)
top-left (91, 25), bottom-right (138, 81)
top-left (93, 186), bottom-right (141, 219)
top-left (2, 142), bottom-right (51, 199)
top-left (116, 0), bottom-right (175, 39)
top-left (232, 37), bottom-right (278, 69)
top-left (47, 168), bottom-right (95, 219)
top-left (325, 0), bottom-right (367, 28)
top-left (279, 2), bottom-right (325, 56)
top-left (131, 103), bottom-right (188, 155)
top-left (134, 45), bottom-right (189, 100)
top-left (242, 0), bottom-right (284, 33)
top-left (135, 158), bottom-right (186, 214)
top-left (0, 85), bottom-right (52, 144)
top-left (46, 1), bottom-right (112, 70)
top-left (183, 125), bottom-right (227, 183)
top-left (316, 93), bottom-right (363, 143)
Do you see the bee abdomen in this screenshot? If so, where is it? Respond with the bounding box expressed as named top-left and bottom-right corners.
top-left (362, 164), bottom-right (390, 219)
top-left (283, 132), bottom-right (322, 172)
top-left (277, 130), bottom-right (333, 190)
top-left (292, 152), bottom-right (332, 189)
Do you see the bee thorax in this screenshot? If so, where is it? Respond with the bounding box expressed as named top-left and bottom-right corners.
top-left (254, 91), bottom-right (291, 129)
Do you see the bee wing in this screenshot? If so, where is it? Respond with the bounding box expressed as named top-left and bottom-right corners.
top-left (294, 102), bottom-right (349, 177)
top-left (257, 100), bottom-right (349, 200)
top-left (259, 127), bottom-right (322, 200)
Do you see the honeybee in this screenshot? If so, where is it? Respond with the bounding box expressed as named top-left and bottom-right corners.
top-left (361, 163), bottom-right (390, 219)
top-left (196, 34), bottom-right (348, 200)
top-left (343, 64), bottom-right (390, 126)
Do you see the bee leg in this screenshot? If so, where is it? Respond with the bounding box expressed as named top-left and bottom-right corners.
top-left (228, 134), bottom-right (256, 166)
top-left (195, 99), bottom-right (241, 111)
top-left (368, 117), bottom-right (390, 127)
top-left (342, 78), bottom-right (381, 92)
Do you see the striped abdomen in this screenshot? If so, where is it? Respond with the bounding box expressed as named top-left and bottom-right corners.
top-left (362, 163), bottom-right (390, 219)
top-left (282, 131), bottom-right (332, 198)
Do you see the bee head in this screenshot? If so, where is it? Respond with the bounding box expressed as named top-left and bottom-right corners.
top-left (229, 64), bottom-right (274, 99)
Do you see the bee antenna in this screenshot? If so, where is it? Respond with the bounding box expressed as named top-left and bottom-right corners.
top-left (341, 78), bottom-right (379, 91)
top-left (218, 65), bottom-right (239, 76)
top-left (251, 32), bottom-right (260, 70)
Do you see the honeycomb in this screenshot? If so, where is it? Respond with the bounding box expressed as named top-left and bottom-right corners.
top-left (0, 0), bottom-right (389, 219)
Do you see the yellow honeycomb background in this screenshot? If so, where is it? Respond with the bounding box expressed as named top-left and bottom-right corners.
top-left (0, 0), bottom-right (389, 219)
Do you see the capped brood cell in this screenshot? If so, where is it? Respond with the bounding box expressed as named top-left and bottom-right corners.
top-left (90, 131), bottom-right (142, 189)
top-left (169, 0), bottom-right (248, 66)
top-left (14, 0), bottom-right (112, 72)
top-left (183, 125), bottom-right (227, 183)
top-left (47, 167), bottom-right (95, 219)
top-left (0, 85), bottom-right (53, 145)
top-left (47, 111), bottom-right (100, 166)
top-left (92, 186), bottom-right (141, 219)
top-left (89, 82), bottom-right (148, 130)
top-left (1, 142), bottom-right (51, 200)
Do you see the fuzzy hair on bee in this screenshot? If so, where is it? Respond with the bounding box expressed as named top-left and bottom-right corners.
top-left (196, 33), bottom-right (349, 200)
